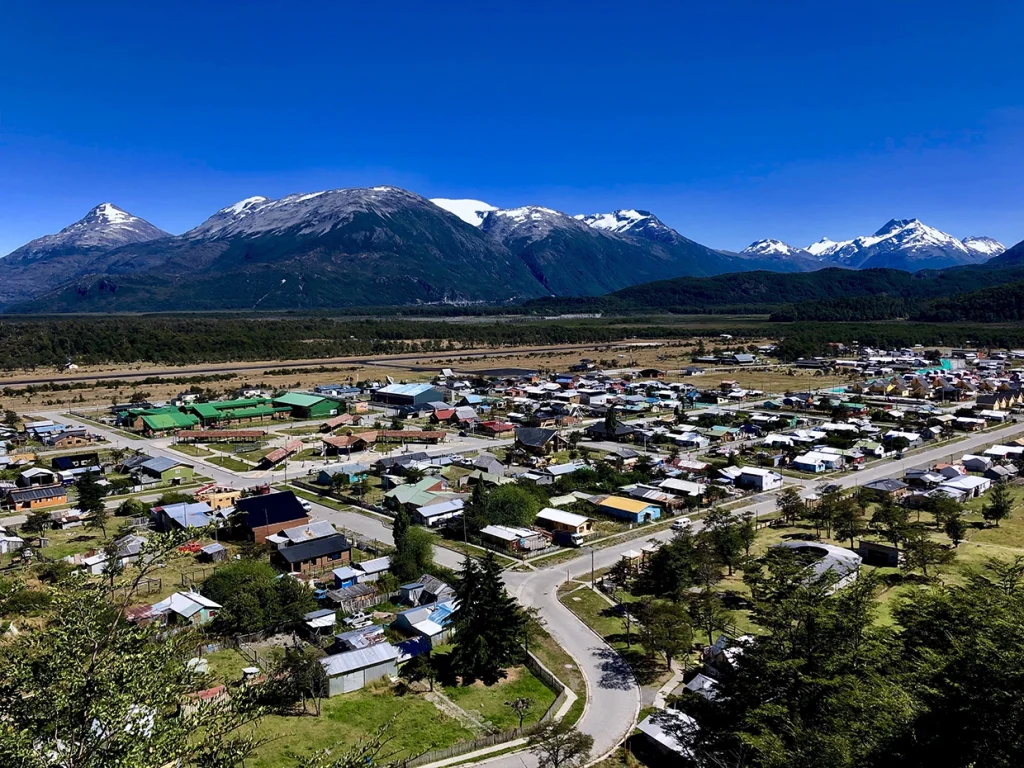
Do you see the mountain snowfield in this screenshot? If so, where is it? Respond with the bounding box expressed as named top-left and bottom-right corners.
top-left (429, 198), bottom-right (498, 227)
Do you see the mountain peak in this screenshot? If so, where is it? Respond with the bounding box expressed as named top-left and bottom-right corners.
top-left (84, 202), bottom-right (136, 225)
top-left (741, 238), bottom-right (805, 257)
top-left (430, 198), bottom-right (498, 227)
top-left (3, 203), bottom-right (169, 260)
top-left (574, 209), bottom-right (660, 236)
top-left (875, 217), bottom-right (919, 236)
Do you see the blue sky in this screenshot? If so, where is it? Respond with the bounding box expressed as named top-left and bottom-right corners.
top-left (2, 1), bottom-right (1022, 255)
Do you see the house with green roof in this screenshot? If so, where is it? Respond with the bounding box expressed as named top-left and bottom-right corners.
top-left (272, 392), bottom-right (338, 419)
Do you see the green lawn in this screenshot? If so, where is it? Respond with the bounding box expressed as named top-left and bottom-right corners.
top-left (206, 455), bottom-right (253, 472)
top-left (202, 648), bottom-right (251, 685)
top-left (443, 665), bottom-right (556, 731)
top-left (170, 444), bottom-right (212, 457)
top-left (248, 685), bottom-right (473, 768)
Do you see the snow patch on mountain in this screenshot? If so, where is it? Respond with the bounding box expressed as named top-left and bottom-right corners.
top-left (962, 236), bottom-right (1005, 256)
top-left (574, 209), bottom-right (652, 235)
top-left (430, 198), bottom-right (498, 227)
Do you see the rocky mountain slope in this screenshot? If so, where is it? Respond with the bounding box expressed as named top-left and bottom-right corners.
top-left (0, 204), bottom-right (169, 305)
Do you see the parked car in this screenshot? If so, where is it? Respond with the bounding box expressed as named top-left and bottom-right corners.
top-left (300, 500), bottom-right (313, 513)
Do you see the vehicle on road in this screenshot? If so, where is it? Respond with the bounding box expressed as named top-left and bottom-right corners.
top-left (671, 518), bottom-right (692, 531)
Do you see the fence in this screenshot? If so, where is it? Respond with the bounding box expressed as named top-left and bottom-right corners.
top-left (397, 649), bottom-right (570, 767)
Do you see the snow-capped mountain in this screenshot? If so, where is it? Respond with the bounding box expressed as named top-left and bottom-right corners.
top-left (4, 203), bottom-right (169, 260)
top-left (429, 198), bottom-right (498, 227)
top-left (962, 236), bottom-right (1005, 256)
top-left (803, 219), bottom-right (1005, 271)
top-left (741, 239), bottom-right (809, 259)
top-left (0, 203), bottom-right (170, 306)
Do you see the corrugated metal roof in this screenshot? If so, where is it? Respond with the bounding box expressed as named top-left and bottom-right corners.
top-left (376, 383), bottom-right (435, 396)
top-left (320, 643), bottom-right (398, 675)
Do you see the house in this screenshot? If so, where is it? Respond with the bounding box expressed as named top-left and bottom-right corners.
top-left (413, 498), bottom-right (464, 527)
top-left (51, 452), bottom-right (100, 471)
top-left (792, 451), bottom-right (836, 474)
top-left (199, 542), bottom-right (228, 562)
top-left (735, 467), bottom-right (783, 492)
top-left (145, 591), bottom-right (221, 627)
top-left (535, 507), bottom-right (594, 539)
top-left (683, 672), bottom-right (719, 701)
top-left (479, 525), bottom-right (547, 552)
top-left (272, 533), bottom-right (352, 574)
top-left (961, 454), bottom-right (994, 473)
top-left (392, 601), bottom-right (456, 645)
top-left (472, 453), bottom-right (505, 477)
top-left (583, 422), bottom-right (636, 442)
top-left (985, 465), bottom-right (1018, 482)
top-left (857, 540), bottom-right (901, 567)
top-left (938, 475), bottom-right (991, 499)
top-left (151, 501), bottom-right (214, 531)
top-left (321, 643), bottom-right (400, 696)
top-left (596, 496), bottom-right (661, 523)
top-left (17, 467), bottom-right (57, 487)
top-left (237, 491), bottom-right (311, 543)
top-left (514, 427), bottom-right (568, 456)
top-left (6, 484), bottom-right (67, 510)
top-left (659, 478), bottom-right (708, 497)
top-left (478, 421), bottom-right (516, 438)
top-left (258, 440), bottom-right (303, 469)
top-left (399, 574), bottom-right (453, 605)
top-left (332, 566), bottom-right (360, 589)
top-left (138, 457), bottom-right (195, 484)
top-left (194, 485), bottom-right (242, 511)
top-left (384, 476), bottom-right (450, 511)
top-left (317, 462), bottom-right (371, 486)
top-left (771, 541), bottom-right (862, 592)
top-left (862, 478), bottom-right (909, 499)
top-left (636, 709), bottom-right (697, 761)
top-left (272, 392), bottom-right (338, 419)
top-left (353, 556), bottom-right (390, 582)
top-left (303, 608), bottom-right (338, 638)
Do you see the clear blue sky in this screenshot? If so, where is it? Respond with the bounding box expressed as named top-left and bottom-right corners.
top-left (2, 1), bottom-right (1022, 255)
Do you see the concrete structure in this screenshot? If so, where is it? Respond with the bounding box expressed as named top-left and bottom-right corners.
top-left (772, 541), bottom-right (862, 592)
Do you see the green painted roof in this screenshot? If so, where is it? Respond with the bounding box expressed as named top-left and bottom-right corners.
top-left (189, 403), bottom-right (222, 419)
top-left (273, 392), bottom-right (326, 408)
top-left (141, 411), bottom-right (199, 431)
top-left (223, 405), bottom-right (291, 419)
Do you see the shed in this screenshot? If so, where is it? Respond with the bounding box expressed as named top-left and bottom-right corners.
top-left (321, 644), bottom-right (399, 696)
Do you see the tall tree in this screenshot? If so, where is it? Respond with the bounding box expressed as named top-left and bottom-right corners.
top-left (528, 722), bottom-right (594, 768)
top-left (870, 495), bottom-right (910, 547)
top-left (636, 599), bottom-right (693, 670)
top-left (833, 495), bottom-right (866, 549)
top-left (776, 487), bottom-right (805, 526)
top-left (983, 481), bottom-right (1014, 527)
top-left (901, 526), bottom-right (954, 579)
top-left (76, 471), bottom-right (108, 537)
top-left (450, 553), bottom-right (527, 685)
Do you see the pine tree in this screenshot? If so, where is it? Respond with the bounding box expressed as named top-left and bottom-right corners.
top-left (450, 553), bottom-right (526, 685)
top-left (76, 471), bottom-right (108, 537)
top-left (983, 481), bottom-right (1014, 528)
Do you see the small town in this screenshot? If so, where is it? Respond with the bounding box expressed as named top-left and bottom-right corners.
top-left (3, 338), bottom-right (1024, 767)
top-left (4, 4), bottom-right (1023, 766)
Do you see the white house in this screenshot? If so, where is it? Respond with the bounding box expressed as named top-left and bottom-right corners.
top-left (736, 467), bottom-right (784, 492)
top-left (939, 475), bottom-right (991, 499)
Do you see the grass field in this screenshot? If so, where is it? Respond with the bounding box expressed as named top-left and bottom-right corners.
top-left (441, 662), bottom-right (557, 731)
top-left (206, 455), bottom-right (253, 472)
top-left (248, 684), bottom-right (473, 768)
